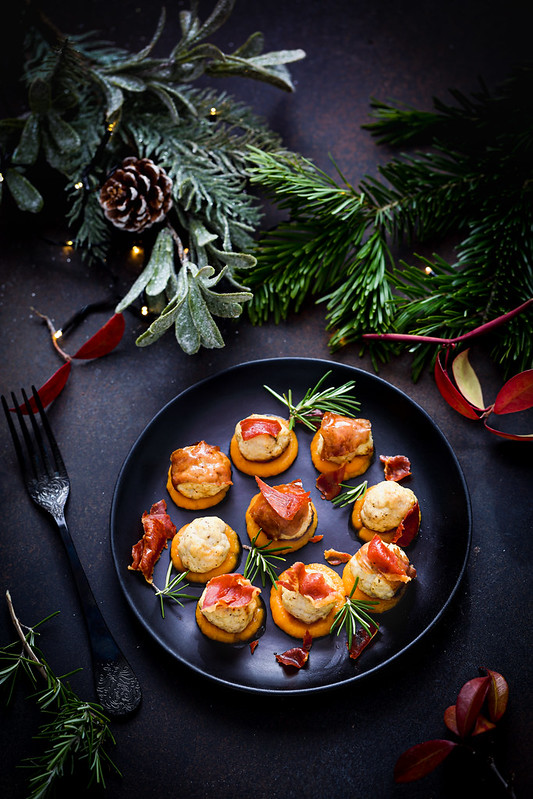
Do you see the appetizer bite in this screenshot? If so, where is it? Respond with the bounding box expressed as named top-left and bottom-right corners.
top-left (342, 536), bottom-right (416, 612)
top-left (129, 499), bottom-right (176, 584)
top-left (245, 476), bottom-right (318, 553)
top-left (310, 411), bottom-right (374, 478)
top-left (167, 440), bottom-right (232, 510)
top-left (170, 516), bottom-right (241, 583)
top-left (230, 413), bottom-right (298, 477)
top-left (195, 573), bottom-right (265, 644)
top-left (352, 480), bottom-right (420, 546)
top-left (270, 562), bottom-right (345, 638)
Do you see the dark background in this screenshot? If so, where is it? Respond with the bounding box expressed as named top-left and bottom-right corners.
top-left (1, 1), bottom-right (532, 798)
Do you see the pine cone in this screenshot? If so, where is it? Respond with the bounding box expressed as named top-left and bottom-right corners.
top-left (99, 157), bottom-right (173, 233)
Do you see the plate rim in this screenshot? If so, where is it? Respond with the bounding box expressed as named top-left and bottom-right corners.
top-left (110, 356), bottom-right (472, 695)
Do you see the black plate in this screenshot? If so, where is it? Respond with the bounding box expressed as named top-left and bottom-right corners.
top-left (110, 358), bottom-right (471, 695)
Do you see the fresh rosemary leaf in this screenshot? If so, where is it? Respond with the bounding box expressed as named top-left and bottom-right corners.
top-left (264, 370), bottom-right (360, 429)
top-left (243, 531), bottom-right (289, 587)
top-left (330, 578), bottom-right (379, 647)
top-left (153, 561), bottom-right (197, 618)
top-left (331, 480), bottom-right (367, 508)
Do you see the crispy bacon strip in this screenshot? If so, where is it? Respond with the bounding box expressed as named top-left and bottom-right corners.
top-left (316, 465), bottom-right (345, 500)
top-left (380, 454), bottom-right (411, 481)
top-left (367, 535), bottom-right (408, 576)
top-left (348, 622), bottom-right (379, 660)
top-left (240, 417), bottom-right (282, 440)
top-left (275, 631), bottom-right (313, 669)
top-left (255, 476), bottom-right (310, 520)
top-left (324, 548), bottom-right (352, 565)
top-left (129, 499), bottom-right (176, 583)
top-left (202, 573), bottom-right (259, 610)
top-left (320, 412), bottom-right (372, 460)
top-left (277, 562), bottom-right (336, 601)
top-left (392, 501), bottom-right (420, 546)
top-left (309, 534), bottom-right (324, 543)
top-left (250, 640), bottom-right (259, 654)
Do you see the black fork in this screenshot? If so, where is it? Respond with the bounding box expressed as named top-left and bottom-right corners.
top-left (2, 386), bottom-right (142, 717)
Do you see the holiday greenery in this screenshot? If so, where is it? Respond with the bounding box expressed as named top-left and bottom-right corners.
top-left (0, 0), bottom-right (305, 353)
top-left (246, 65), bottom-right (533, 378)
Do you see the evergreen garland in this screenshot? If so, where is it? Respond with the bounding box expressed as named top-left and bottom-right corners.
top-left (0, 0), bottom-right (305, 353)
top-left (246, 65), bottom-right (533, 378)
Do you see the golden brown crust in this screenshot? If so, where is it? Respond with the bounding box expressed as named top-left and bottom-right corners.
top-left (341, 561), bottom-right (405, 613)
top-left (195, 596), bottom-right (265, 643)
top-left (229, 429), bottom-right (298, 477)
top-left (310, 431), bottom-right (372, 477)
top-left (170, 521), bottom-right (241, 583)
top-left (270, 563), bottom-right (345, 638)
top-left (166, 467), bottom-right (230, 510)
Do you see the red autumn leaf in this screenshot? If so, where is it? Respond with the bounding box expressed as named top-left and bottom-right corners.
top-left (451, 349), bottom-right (486, 411)
top-left (493, 369), bottom-right (533, 415)
top-left (455, 676), bottom-right (490, 738)
top-left (434, 349), bottom-right (481, 420)
top-left (443, 705), bottom-right (459, 736)
top-left (485, 669), bottom-right (509, 722)
top-left (73, 312), bottom-right (125, 360)
top-left (482, 420), bottom-right (533, 441)
top-left (394, 739), bottom-right (457, 783)
top-left (26, 361), bottom-right (72, 410)
top-left (444, 704), bottom-right (496, 737)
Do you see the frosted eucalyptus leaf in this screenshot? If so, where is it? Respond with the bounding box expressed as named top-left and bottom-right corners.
top-left (175, 299), bottom-right (201, 354)
top-left (5, 168), bottom-right (43, 213)
top-left (47, 111), bottom-right (81, 153)
top-left (12, 115), bottom-right (40, 165)
top-left (92, 72), bottom-right (124, 117)
top-left (232, 31), bottom-right (264, 59)
top-left (146, 229), bottom-right (175, 296)
top-left (135, 294), bottom-right (183, 346)
top-left (188, 278), bottom-right (225, 348)
top-left (194, 0), bottom-right (235, 44)
top-left (190, 218), bottom-right (219, 248)
top-left (108, 75), bottom-right (147, 92)
top-left (207, 244), bottom-right (257, 271)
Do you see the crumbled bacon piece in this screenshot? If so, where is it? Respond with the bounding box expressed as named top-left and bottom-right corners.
top-left (277, 562), bottom-right (337, 601)
top-left (324, 548), bottom-right (352, 565)
top-left (250, 640), bottom-right (259, 654)
top-left (309, 534), bottom-right (324, 543)
top-left (202, 573), bottom-right (260, 610)
top-left (129, 499), bottom-right (176, 583)
top-left (316, 466), bottom-right (345, 500)
top-left (348, 623), bottom-right (379, 660)
top-left (380, 454), bottom-right (411, 482)
top-left (367, 535), bottom-right (415, 581)
top-left (391, 501), bottom-right (420, 546)
top-left (240, 417), bottom-right (282, 440)
top-left (275, 631), bottom-right (313, 669)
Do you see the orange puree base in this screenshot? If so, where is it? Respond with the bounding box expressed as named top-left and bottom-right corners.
top-left (166, 467), bottom-right (230, 510)
top-left (195, 597), bottom-right (265, 644)
top-left (230, 430), bottom-right (298, 477)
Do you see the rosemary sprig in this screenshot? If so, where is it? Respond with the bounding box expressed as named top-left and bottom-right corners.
top-left (153, 561), bottom-right (197, 618)
top-left (330, 579), bottom-right (379, 647)
top-left (264, 370), bottom-right (360, 429)
top-left (243, 531), bottom-right (290, 587)
top-left (331, 480), bottom-right (367, 508)
top-left (1, 591), bottom-right (119, 799)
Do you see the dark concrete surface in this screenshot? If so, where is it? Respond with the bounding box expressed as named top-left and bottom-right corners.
top-left (1, 2), bottom-right (532, 798)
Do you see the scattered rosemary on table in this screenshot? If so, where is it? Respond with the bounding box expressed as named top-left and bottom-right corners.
top-left (153, 561), bottom-right (197, 618)
top-left (331, 481), bottom-right (368, 508)
top-left (243, 532), bottom-right (290, 587)
top-left (330, 578), bottom-right (379, 648)
top-left (264, 370), bottom-right (360, 429)
top-left (1, 591), bottom-right (119, 799)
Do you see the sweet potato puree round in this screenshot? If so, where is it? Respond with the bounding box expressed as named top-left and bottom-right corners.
top-left (195, 597), bottom-right (265, 644)
top-left (230, 429), bottom-right (298, 477)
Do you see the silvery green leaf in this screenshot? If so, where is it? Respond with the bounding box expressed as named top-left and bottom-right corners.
top-left (145, 229), bottom-right (175, 296)
top-left (47, 111), bottom-right (81, 153)
top-left (175, 298), bottom-right (201, 354)
top-left (194, 0), bottom-right (235, 43)
top-left (5, 168), bottom-right (43, 213)
top-left (207, 245), bottom-right (257, 270)
top-left (250, 49), bottom-right (306, 67)
top-left (91, 71), bottom-right (124, 117)
top-left (12, 115), bottom-right (40, 165)
top-left (231, 31), bottom-right (264, 59)
top-left (135, 294), bottom-right (183, 346)
top-left (116, 229), bottom-right (174, 311)
top-left (148, 85), bottom-right (180, 122)
top-left (190, 218), bottom-right (219, 248)
top-left (108, 75), bottom-right (146, 92)
top-left (188, 278), bottom-right (225, 348)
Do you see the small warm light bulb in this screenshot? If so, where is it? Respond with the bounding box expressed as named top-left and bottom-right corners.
top-left (131, 245), bottom-right (142, 256)
top-left (65, 240), bottom-right (73, 247)
top-left (107, 120), bottom-right (117, 132)
top-left (74, 181), bottom-right (84, 190)
top-left (53, 329), bottom-right (63, 340)
top-left (183, 247), bottom-right (189, 256)
top-left (0, 172), bottom-right (4, 183)
top-left (424, 266), bottom-right (436, 276)
top-left (209, 106), bottom-right (217, 116)
top-left (141, 305), bottom-right (149, 316)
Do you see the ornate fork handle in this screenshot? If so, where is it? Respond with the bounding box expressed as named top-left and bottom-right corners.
top-left (37, 478), bottom-right (142, 717)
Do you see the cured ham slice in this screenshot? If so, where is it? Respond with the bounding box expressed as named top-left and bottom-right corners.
top-left (380, 454), bottom-right (412, 482)
top-left (129, 499), bottom-right (176, 583)
top-left (240, 417), bottom-right (282, 440)
top-left (170, 440), bottom-right (232, 487)
top-left (201, 573), bottom-right (260, 610)
top-left (319, 412), bottom-right (372, 461)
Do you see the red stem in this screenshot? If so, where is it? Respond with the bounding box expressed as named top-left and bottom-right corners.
top-left (362, 298), bottom-right (533, 345)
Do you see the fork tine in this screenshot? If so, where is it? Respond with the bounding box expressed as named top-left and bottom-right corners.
top-left (30, 385), bottom-right (67, 477)
top-left (20, 387), bottom-right (55, 479)
top-left (1, 393), bottom-right (29, 480)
